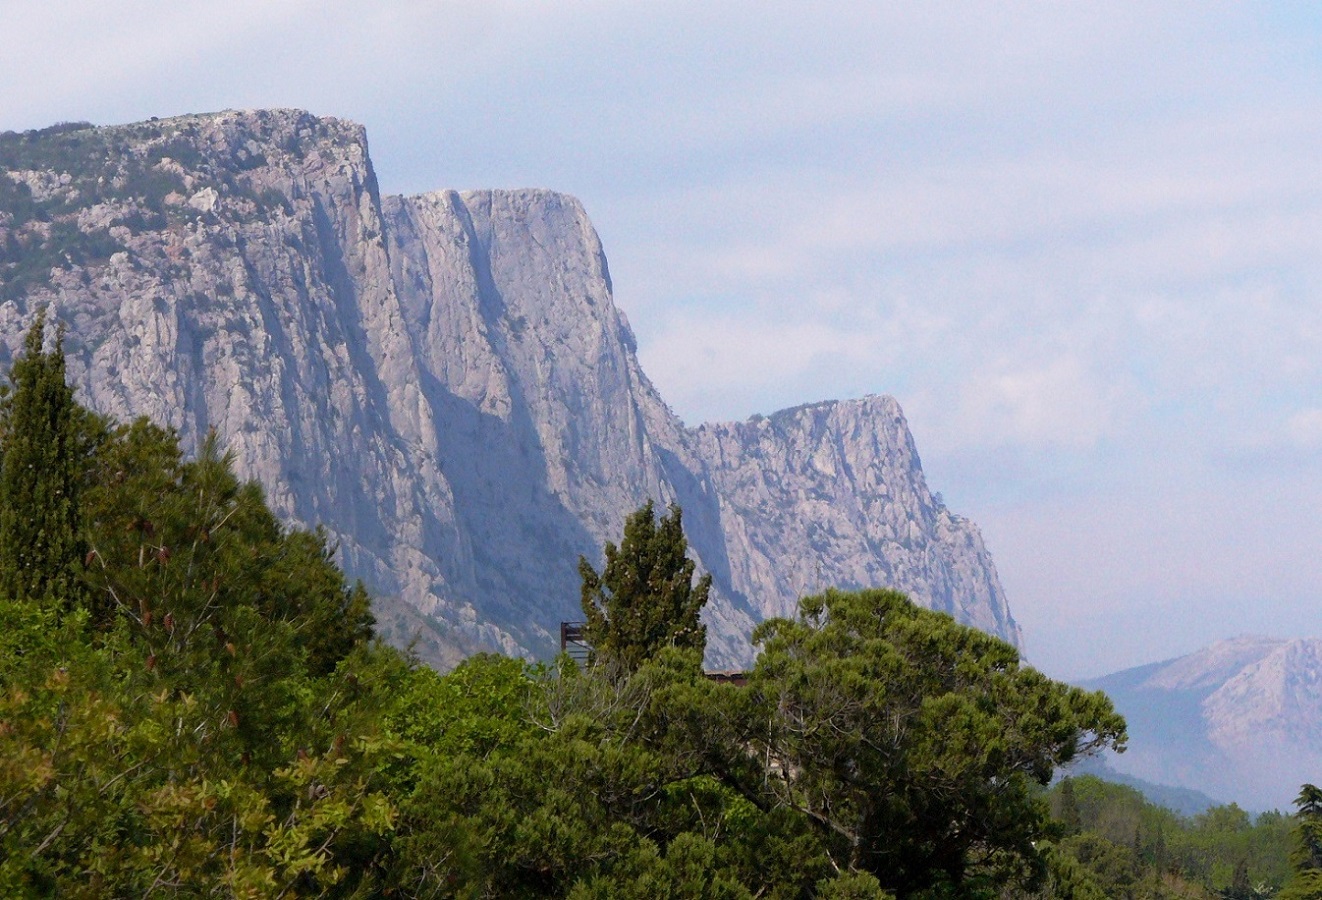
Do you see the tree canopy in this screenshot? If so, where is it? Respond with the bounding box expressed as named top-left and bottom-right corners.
top-left (1040, 774), bottom-right (1295, 899)
top-left (0, 312), bottom-right (384, 894)
top-left (0, 318), bottom-right (1191, 898)
top-left (737, 588), bottom-right (1127, 896)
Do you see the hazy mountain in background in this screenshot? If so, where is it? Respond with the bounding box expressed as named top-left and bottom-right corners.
top-left (1064, 756), bottom-right (1223, 818)
top-left (0, 108), bottom-right (1019, 667)
top-left (1084, 635), bottom-right (1322, 811)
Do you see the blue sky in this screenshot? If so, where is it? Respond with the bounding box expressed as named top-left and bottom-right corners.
top-left (5, 2), bottom-right (1320, 678)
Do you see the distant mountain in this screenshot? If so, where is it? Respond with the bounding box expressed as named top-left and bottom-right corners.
top-left (0, 109), bottom-right (1021, 667)
top-left (1084, 636), bottom-right (1322, 812)
top-left (1065, 755), bottom-right (1223, 818)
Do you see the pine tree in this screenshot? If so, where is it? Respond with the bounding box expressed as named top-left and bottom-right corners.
top-left (579, 500), bottom-right (710, 672)
top-left (0, 308), bottom-right (84, 605)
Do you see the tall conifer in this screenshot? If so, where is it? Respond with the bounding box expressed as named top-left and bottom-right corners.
top-left (1058, 776), bottom-right (1082, 835)
top-left (0, 308), bottom-right (84, 605)
top-left (1283, 784), bottom-right (1322, 899)
top-left (579, 500), bottom-right (710, 672)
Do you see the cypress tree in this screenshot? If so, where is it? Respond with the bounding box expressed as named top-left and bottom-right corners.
top-left (0, 308), bottom-right (84, 605)
top-left (1283, 784), bottom-right (1322, 900)
top-left (579, 500), bottom-right (710, 672)
top-left (1058, 776), bottom-right (1082, 835)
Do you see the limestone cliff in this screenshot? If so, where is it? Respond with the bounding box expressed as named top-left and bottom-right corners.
top-left (692, 397), bottom-right (1019, 641)
top-left (0, 109), bottom-right (1019, 667)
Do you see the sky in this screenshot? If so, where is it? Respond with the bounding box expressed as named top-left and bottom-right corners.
top-left (3, 2), bottom-right (1320, 679)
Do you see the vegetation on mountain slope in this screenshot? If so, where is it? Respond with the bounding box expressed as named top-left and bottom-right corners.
top-left (1037, 775), bottom-right (1295, 898)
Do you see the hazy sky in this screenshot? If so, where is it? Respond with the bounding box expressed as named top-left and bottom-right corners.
top-left (4, 2), bottom-right (1320, 679)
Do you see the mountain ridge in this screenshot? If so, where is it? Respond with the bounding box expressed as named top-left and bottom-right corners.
top-left (1085, 634), bottom-right (1322, 811)
top-left (0, 108), bottom-right (1020, 667)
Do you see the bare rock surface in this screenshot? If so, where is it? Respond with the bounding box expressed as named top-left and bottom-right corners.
top-left (1085, 636), bottom-right (1322, 811)
top-left (0, 110), bottom-right (1020, 668)
top-left (692, 397), bottom-right (1019, 642)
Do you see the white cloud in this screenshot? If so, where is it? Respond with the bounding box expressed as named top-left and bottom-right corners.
top-left (953, 357), bottom-right (1136, 451)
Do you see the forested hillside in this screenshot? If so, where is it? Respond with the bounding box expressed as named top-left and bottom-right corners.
top-left (1040, 776), bottom-right (1296, 898)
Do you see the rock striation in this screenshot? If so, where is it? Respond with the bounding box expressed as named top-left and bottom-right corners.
top-left (692, 398), bottom-right (1017, 639)
top-left (1084, 636), bottom-right (1322, 811)
top-left (0, 109), bottom-right (1020, 667)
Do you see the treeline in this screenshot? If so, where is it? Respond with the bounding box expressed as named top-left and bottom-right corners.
top-left (1039, 776), bottom-right (1294, 898)
top-left (0, 311), bottom-right (1307, 898)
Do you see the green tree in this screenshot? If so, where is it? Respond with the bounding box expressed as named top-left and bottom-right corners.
top-left (1, 403), bottom-right (390, 894)
top-left (515, 599), bottom-right (1131, 898)
top-left (1057, 833), bottom-right (1141, 899)
top-left (1043, 775), bottom-right (1293, 897)
top-left (579, 500), bottom-right (711, 672)
top-left (739, 588), bottom-right (1127, 898)
top-left (0, 308), bottom-right (85, 605)
top-left (388, 648), bottom-right (833, 899)
top-left (1227, 858), bottom-right (1253, 900)
top-left (1282, 784), bottom-right (1322, 900)
top-left (1057, 777), bottom-right (1083, 836)
top-left (82, 421), bottom-right (373, 679)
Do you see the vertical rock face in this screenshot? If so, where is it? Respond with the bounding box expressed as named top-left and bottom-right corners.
top-left (0, 109), bottom-right (1019, 668)
top-left (382, 186), bottom-right (729, 658)
top-left (692, 398), bottom-right (1020, 641)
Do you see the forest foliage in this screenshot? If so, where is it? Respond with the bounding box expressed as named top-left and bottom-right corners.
top-left (0, 311), bottom-right (1310, 898)
top-left (1038, 774), bottom-right (1298, 899)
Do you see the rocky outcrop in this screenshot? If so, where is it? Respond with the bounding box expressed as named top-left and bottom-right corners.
top-left (0, 109), bottom-right (1019, 668)
top-left (692, 398), bottom-right (1020, 641)
top-left (1084, 636), bottom-right (1322, 811)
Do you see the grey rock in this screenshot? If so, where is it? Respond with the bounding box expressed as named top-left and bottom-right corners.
top-left (692, 398), bottom-right (1020, 642)
top-left (1085, 635), bottom-right (1322, 811)
top-left (0, 109), bottom-right (1020, 669)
